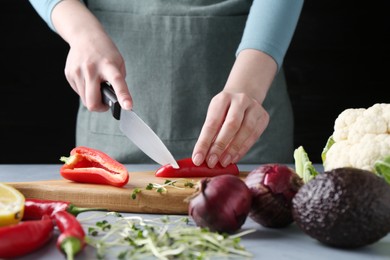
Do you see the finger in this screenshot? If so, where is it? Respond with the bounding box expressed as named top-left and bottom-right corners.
top-left (67, 77), bottom-right (79, 96)
top-left (220, 102), bottom-right (265, 166)
top-left (77, 60), bottom-right (108, 112)
top-left (192, 95), bottom-right (230, 166)
top-left (232, 109), bottom-right (269, 163)
top-left (105, 65), bottom-right (133, 110)
top-left (219, 113), bottom-right (255, 167)
top-left (68, 78), bottom-right (87, 108)
top-left (232, 127), bottom-right (263, 163)
top-left (207, 101), bottom-right (246, 168)
top-left (65, 59), bottom-right (87, 107)
top-left (85, 76), bottom-right (108, 112)
top-left (73, 76), bottom-right (87, 108)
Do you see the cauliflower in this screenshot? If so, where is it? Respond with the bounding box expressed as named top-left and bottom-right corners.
top-left (323, 103), bottom-right (390, 173)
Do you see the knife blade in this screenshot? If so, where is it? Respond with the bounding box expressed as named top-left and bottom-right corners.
top-left (101, 82), bottom-right (179, 168)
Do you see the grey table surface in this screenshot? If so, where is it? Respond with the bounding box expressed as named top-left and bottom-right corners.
top-left (0, 164), bottom-right (389, 260)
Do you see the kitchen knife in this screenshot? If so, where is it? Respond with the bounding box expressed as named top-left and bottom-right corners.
top-left (101, 82), bottom-right (179, 169)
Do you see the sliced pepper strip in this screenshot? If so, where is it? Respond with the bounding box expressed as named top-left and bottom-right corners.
top-left (155, 157), bottom-right (239, 178)
top-left (60, 146), bottom-right (129, 187)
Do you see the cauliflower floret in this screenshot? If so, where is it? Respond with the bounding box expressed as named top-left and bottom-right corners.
top-left (332, 108), bottom-right (365, 142)
top-left (323, 103), bottom-right (390, 173)
top-left (347, 115), bottom-right (387, 144)
top-left (323, 141), bottom-right (353, 170)
top-left (348, 134), bottom-right (390, 171)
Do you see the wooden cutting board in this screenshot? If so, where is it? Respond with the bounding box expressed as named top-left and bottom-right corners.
top-left (7, 171), bottom-right (248, 215)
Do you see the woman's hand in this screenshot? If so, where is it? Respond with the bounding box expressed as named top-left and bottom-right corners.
top-left (65, 32), bottom-right (131, 111)
top-left (193, 91), bottom-right (269, 168)
top-left (52, 0), bottom-right (132, 111)
top-left (192, 49), bottom-right (278, 168)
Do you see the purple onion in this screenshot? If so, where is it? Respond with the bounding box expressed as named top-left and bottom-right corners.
top-left (245, 164), bottom-right (303, 228)
top-left (188, 175), bottom-right (252, 233)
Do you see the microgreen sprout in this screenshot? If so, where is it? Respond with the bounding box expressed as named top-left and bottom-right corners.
top-left (131, 188), bottom-right (141, 200)
top-left (131, 179), bottom-right (195, 199)
top-left (82, 212), bottom-right (254, 260)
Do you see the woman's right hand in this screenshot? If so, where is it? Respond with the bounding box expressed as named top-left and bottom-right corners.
top-left (52, 0), bottom-right (133, 111)
top-left (65, 31), bottom-right (132, 111)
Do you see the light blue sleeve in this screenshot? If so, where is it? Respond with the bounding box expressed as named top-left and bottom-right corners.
top-left (29, 0), bottom-right (64, 31)
top-left (237, 0), bottom-right (304, 70)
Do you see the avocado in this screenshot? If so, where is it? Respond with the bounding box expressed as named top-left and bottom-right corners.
top-left (292, 167), bottom-right (390, 248)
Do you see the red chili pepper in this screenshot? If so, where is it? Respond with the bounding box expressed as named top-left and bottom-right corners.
top-left (53, 210), bottom-right (86, 260)
top-left (23, 198), bottom-right (107, 220)
top-left (0, 216), bottom-right (54, 258)
top-left (155, 157), bottom-right (239, 178)
top-left (60, 146), bottom-right (129, 187)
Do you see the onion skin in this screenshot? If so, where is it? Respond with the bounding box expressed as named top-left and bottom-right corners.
top-left (245, 164), bottom-right (303, 228)
top-left (188, 175), bottom-right (252, 233)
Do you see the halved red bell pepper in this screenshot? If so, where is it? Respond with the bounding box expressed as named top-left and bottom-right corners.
top-left (155, 157), bottom-right (239, 178)
top-left (60, 146), bottom-right (129, 187)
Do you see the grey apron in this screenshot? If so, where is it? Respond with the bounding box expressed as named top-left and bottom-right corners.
top-left (76, 0), bottom-right (294, 164)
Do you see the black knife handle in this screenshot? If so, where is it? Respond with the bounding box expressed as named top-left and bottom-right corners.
top-left (101, 82), bottom-right (121, 120)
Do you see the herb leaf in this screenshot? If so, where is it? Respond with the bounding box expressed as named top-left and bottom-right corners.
top-left (131, 179), bottom-right (195, 200)
top-left (83, 213), bottom-right (254, 260)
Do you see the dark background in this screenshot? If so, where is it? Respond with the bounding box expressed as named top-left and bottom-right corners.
top-left (1, 1), bottom-right (388, 164)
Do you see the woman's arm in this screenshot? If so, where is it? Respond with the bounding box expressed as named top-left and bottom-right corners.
top-left (237, 0), bottom-right (304, 70)
top-left (193, 50), bottom-right (274, 168)
top-left (192, 0), bottom-right (304, 168)
top-left (29, 0), bottom-right (62, 31)
top-left (29, 0), bottom-right (133, 111)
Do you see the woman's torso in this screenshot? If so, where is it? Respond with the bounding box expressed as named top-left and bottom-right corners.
top-left (76, 0), bottom-right (294, 164)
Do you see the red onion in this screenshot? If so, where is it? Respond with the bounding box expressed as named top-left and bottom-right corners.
top-left (188, 175), bottom-right (252, 233)
top-left (245, 164), bottom-right (303, 228)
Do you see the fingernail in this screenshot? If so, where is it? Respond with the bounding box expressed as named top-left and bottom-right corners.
top-left (221, 154), bottom-right (232, 167)
top-left (123, 100), bottom-right (132, 110)
top-left (193, 153), bottom-right (204, 166)
top-left (207, 154), bottom-right (218, 168)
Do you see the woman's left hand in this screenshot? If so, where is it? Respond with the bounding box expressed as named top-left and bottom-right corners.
top-left (192, 90), bottom-right (269, 168)
top-left (192, 49), bottom-right (277, 168)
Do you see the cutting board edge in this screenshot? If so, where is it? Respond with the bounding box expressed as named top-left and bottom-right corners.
top-left (6, 171), bottom-right (250, 215)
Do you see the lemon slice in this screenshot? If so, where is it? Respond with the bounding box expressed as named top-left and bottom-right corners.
top-left (0, 183), bottom-right (25, 227)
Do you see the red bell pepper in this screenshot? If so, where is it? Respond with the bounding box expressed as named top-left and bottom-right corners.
top-left (0, 216), bottom-right (54, 258)
top-left (155, 157), bottom-right (239, 178)
top-left (23, 198), bottom-right (106, 220)
top-left (53, 210), bottom-right (86, 260)
top-left (60, 146), bottom-right (129, 187)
